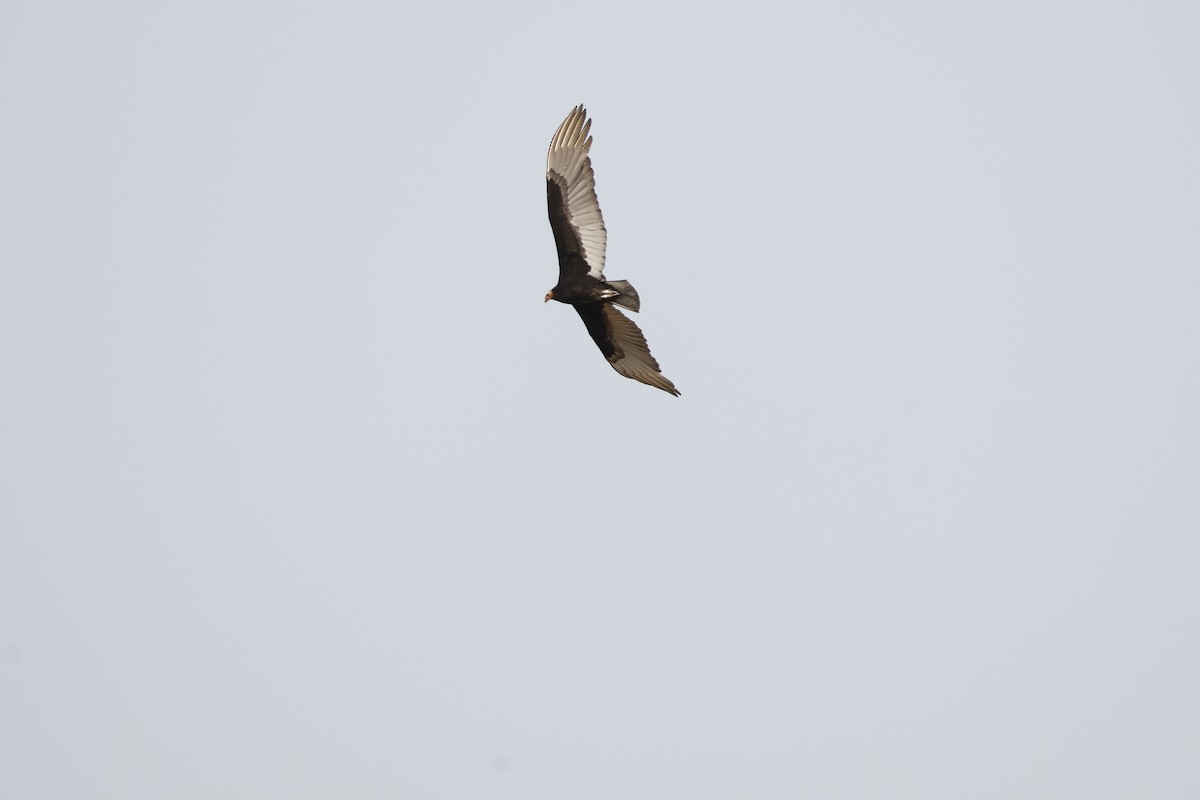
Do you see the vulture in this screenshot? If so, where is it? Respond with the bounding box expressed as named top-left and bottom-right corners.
top-left (544, 105), bottom-right (681, 396)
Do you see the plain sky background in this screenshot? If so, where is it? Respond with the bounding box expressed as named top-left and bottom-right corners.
top-left (2, 1), bottom-right (1198, 797)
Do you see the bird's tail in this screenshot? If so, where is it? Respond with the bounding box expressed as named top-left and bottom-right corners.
top-left (606, 280), bottom-right (641, 312)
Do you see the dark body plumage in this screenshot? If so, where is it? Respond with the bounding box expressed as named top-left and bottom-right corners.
top-left (544, 106), bottom-right (679, 396)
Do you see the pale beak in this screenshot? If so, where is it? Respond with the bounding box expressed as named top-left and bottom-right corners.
top-left (544, 291), bottom-right (554, 303)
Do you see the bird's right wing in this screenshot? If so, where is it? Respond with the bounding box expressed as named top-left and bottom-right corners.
top-left (546, 105), bottom-right (607, 280)
top-left (575, 303), bottom-right (680, 396)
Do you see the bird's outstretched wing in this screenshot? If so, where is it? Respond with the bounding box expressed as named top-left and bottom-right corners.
top-left (575, 303), bottom-right (680, 396)
top-left (547, 105), bottom-right (607, 280)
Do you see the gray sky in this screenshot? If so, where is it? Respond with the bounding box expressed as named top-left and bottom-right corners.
top-left (2, 1), bottom-right (1198, 797)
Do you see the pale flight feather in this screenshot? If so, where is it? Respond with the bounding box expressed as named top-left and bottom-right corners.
top-left (546, 105), bottom-right (607, 280)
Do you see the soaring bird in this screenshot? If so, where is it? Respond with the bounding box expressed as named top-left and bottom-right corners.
top-left (543, 105), bottom-right (680, 397)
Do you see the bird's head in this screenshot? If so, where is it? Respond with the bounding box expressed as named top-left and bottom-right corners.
top-left (544, 289), bottom-right (555, 303)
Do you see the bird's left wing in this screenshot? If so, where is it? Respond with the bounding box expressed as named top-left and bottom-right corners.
top-left (575, 303), bottom-right (680, 396)
top-left (546, 105), bottom-right (607, 280)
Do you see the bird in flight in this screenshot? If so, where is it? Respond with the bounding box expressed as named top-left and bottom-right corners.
top-left (543, 105), bottom-right (680, 396)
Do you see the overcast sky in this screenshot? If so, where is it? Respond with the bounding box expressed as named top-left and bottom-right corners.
top-left (2, 1), bottom-right (1198, 798)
